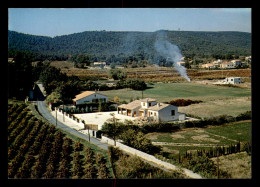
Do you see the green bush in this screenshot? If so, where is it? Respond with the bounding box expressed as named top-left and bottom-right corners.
top-left (236, 111), bottom-right (251, 121)
top-left (181, 155), bottom-right (230, 178)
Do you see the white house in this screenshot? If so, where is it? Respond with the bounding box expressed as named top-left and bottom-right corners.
top-left (220, 62), bottom-right (235, 69)
top-left (231, 60), bottom-right (242, 66)
top-left (117, 98), bottom-right (185, 122)
top-left (73, 91), bottom-right (108, 105)
top-left (201, 63), bottom-right (216, 69)
top-left (213, 59), bottom-right (223, 65)
top-left (176, 61), bottom-right (185, 66)
top-left (215, 77), bottom-right (242, 85)
top-left (224, 77), bottom-right (242, 84)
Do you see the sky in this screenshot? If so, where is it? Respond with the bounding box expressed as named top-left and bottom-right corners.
top-left (8, 8), bottom-right (251, 37)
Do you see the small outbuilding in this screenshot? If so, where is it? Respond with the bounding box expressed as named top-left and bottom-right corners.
top-left (224, 77), bottom-right (242, 84)
top-left (214, 77), bottom-right (242, 85)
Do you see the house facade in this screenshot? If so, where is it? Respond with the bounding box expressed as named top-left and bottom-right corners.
top-left (73, 91), bottom-right (108, 105)
top-left (231, 60), bottom-right (242, 66)
top-left (224, 77), bottom-right (242, 84)
top-left (176, 61), bottom-right (185, 66)
top-left (117, 98), bottom-right (185, 122)
top-left (220, 62), bottom-right (235, 69)
top-left (202, 63), bottom-right (216, 69)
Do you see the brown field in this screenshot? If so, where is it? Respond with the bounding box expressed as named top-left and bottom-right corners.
top-left (211, 152), bottom-right (251, 178)
top-left (61, 68), bottom-right (109, 79)
top-left (59, 64), bottom-right (251, 82)
top-left (50, 61), bottom-right (75, 69)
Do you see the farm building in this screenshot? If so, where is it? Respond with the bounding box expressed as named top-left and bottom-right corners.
top-left (202, 63), bottom-right (216, 69)
top-left (176, 61), bottom-right (185, 66)
top-left (93, 62), bottom-right (106, 67)
top-left (220, 62), bottom-right (235, 69)
top-left (214, 77), bottom-right (242, 85)
top-left (117, 98), bottom-right (185, 122)
top-left (231, 60), bottom-right (242, 66)
top-left (213, 59), bottom-right (223, 65)
top-left (73, 91), bottom-right (108, 105)
top-left (223, 77), bottom-right (242, 84)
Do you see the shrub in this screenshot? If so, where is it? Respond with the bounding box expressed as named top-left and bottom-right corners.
top-left (236, 111), bottom-right (251, 121)
top-left (169, 99), bottom-right (202, 107)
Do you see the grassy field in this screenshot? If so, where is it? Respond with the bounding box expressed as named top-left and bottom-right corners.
top-left (146, 120), bottom-right (251, 178)
top-left (99, 82), bottom-right (251, 117)
top-left (211, 152), bottom-right (251, 178)
top-left (100, 82), bottom-right (251, 102)
top-left (146, 121), bottom-right (251, 146)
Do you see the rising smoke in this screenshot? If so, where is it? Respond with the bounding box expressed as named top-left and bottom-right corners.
top-left (154, 31), bottom-right (190, 82)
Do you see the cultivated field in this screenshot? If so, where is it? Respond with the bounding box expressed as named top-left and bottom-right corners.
top-left (59, 63), bottom-right (251, 118)
top-left (146, 120), bottom-right (251, 178)
top-left (99, 82), bottom-right (251, 118)
top-left (59, 64), bottom-right (251, 82)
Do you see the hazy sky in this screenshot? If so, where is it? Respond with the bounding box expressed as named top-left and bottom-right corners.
top-left (8, 8), bottom-right (251, 37)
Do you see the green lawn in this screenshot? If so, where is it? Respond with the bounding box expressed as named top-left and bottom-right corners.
top-left (100, 82), bottom-right (251, 103)
top-left (204, 121), bottom-right (251, 142)
top-left (147, 121), bottom-right (251, 146)
top-left (99, 82), bottom-right (251, 117)
top-left (149, 121), bottom-right (251, 163)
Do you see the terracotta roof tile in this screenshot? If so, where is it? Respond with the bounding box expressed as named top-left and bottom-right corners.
top-left (73, 91), bottom-right (99, 101)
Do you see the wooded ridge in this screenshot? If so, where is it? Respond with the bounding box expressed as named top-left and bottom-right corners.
top-left (8, 30), bottom-right (251, 61)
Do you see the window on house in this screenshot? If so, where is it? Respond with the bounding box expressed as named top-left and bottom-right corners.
top-left (171, 110), bottom-right (175, 116)
top-left (149, 103), bottom-right (151, 106)
top-left (143, 102), bottom-right (145, 106)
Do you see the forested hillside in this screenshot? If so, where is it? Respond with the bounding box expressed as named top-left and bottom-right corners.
top-left (8, 30), bottom-right (251, 62)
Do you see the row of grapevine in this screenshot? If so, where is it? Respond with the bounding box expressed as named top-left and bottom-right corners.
top-left (8, 103), bottom-right (111, 179)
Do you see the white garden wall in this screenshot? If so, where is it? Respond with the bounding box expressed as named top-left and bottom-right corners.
top-left (101, 136), bottom-right (202, 179)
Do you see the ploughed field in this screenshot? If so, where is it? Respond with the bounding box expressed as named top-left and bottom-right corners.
top-left (60, 65), bottom-right (251, 81)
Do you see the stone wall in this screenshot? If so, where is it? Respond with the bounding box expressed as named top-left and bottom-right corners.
top-left (55, 108), bottom-right (85, 129)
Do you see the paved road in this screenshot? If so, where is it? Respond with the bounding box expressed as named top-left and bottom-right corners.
top-left (35, 84), bottom-right (109, 151)
top-left (34, 83), bottom-right (202, 178)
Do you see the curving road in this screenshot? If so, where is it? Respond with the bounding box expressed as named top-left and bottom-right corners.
top-left (34, 83), bottom-right (202, 178)
top-left (35, 84), bottom-right (109, 151)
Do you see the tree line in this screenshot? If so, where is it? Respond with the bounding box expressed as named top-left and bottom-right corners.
top-left (9, 30), bottom-right (251, 63)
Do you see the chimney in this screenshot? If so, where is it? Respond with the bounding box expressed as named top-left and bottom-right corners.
top-left (157, 103), bottom-right (160, 107)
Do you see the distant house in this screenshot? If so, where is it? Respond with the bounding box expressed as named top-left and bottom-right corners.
top-left (245, 56), bottom-right (251, 62)
top-left (73, 91), bottom-right (108, 105)
top-left (176, 61), bottom-right (185, 66)
top-left (93, 62), bottom-right (106, 66)
top-left (220, 62), bottom-right (235, 69)
top-left (8, 58), bottom-right (14, 63)
top-left (117, 98), bottom-right (185, 122)
top-left (224, 77), bottom-right (242, 84)
top-left (231, 60), bottom-right (242, 66)
top-left (213, 59), bottom-right (223, 65)
top-left (215, 77), bottom-right (242, 85)
top-left (202, 63), bottom-right (216, 69)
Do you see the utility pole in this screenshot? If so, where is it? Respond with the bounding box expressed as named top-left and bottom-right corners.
top-left (216, 144), bottom-right (219, 179)
top-left (56, 107), bottom-right (57, 126)
top-left (63, 104), bottom-right (65, 122)
top-left (88, 125), bottom-right (90, 142)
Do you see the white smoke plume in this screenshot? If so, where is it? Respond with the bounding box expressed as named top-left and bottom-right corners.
top-left (154, 31), bottom-right (190, 82)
